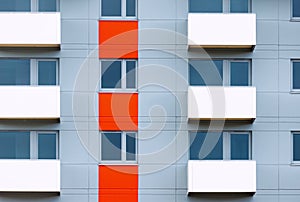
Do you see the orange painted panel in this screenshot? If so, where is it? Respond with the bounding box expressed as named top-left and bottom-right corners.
top-left (99, 20), bottom-right (138, 59)
top-left (99, 93), bottom-right (138, 131)
top-left (99, 165), bottom-right (138, 202)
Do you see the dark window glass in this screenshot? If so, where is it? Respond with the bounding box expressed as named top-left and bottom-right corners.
top-left (101, 0), bottom-right (121, 16)
top-left (0, 59), bottom-right (30, 85)
top-left (230, 133), bottom-right (249, 160)
top-left (293, 134), bottom-right (300, 161)
top-left (38, 61), bottom-right (57, 85)
top-left (230, 61), bottom-right (249, 86)
top-left (126, 61), bottom-right (136, 88)
top-left (189, 60), bottom-right (223, 86)
top-left (0, 0), bottom-right (30, 11)
top-left (293, 0), bottom-right (300, 17)
top-left (189, 0), bottom-right (222, 13)
top-left (0, 132), bottom-right (30, 159)
top-left (190, 132), bottom-right (223, 160)
top-left (293, 62), bottom-right (300, 89)
top-left (38, 0), bottom-right (57, 12)
top-left (101, 61), bottom-right (121, 88)
top-left (230, 0), bottom-right (249, 13)
top-left (38, 133), bottom-right (57, 159)
top-left (126, 0), bottom-right (136, 16)
top-left (102, 133), bottom-right (122, 160)
top-left (126, 133), bottom-right (136, 160)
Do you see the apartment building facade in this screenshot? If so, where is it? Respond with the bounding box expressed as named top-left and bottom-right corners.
top-left (0, 0), bottom-right (300, 202)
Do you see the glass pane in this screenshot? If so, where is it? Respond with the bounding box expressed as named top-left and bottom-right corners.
top-left (230, 61), bottom-right (249, 86)
top-left (0, 0), bottom-right (30, 11)
top-left (189, 0), bottom-right (222, 13)
top-left (189, 60), bottom-right (223, 86)
top-left (293, 62), bottom-right (300, 89)
top-left (39, 0), bottom-right (57, 12)
top-left (101, 0), bottom-right (121, 16)
top-left (126, 61), bottom-right (136, 88)
top-left (293, 134), bottom-right (300, 161)
top-left (38, 61), bottom-right (57, 85)
top-left (0, 132), bottom-right (30, 159)
top-left (190, 132), bottom-right (223, 160)
top-left (101, 133), bottom-right (122, 160)
top-left (230, 0), bottom-right (249, 13)
top-left (126, 0), bottom-right (136, 16)
top-left (126, 133), bottom-right (136, 161)
top-left (231, 133), bottom-right (249, 160)
top-left (293, 0), bottom-right (300, 17)
top-left (0, 59), bottom-right (30, 85)
top-left (101, 61), bottom-right (122, 88)
top-left (38, 133), bottom-right (57, 159)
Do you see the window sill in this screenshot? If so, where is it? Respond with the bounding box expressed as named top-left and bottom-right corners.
top-left (290, 17), bottom-right (300, 22)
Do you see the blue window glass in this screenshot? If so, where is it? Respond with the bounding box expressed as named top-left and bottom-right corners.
top-left (102, 133), bottom-right (122, 160)
top-left (190, 132), bottom-right (223, 160)
top-left (293, 0), bottom-right (300, 17)
top-left (230, 61), bottom-right (249, 86)
top-left (126, 133), bottom-right (136, 161)
top-left (293, 62), bottom-right (300, 89)
top-left (101, 61), bottom-right (122, 88)
top-left (189, 0), bottom-right (222, 13)
top-left (126, 61), bottom-right (136, 88)
top-left (189, 60), bottom-right (223, 86)
top-left (126, 0), bottom-right (136, 16)
top-left (230, 133), bottom-right (249, 160)
top-left (230, 0), bottom-right (249, 13)
top-left (38, 133), bottom-right (57, 159)
top-left (38, 0), bottom-right (57, 12)
top-left (0, 132), bottom-right (30, 159)
top-left (38, 61), bottom-right (57, 85)
top-left (0, 59), bottom-right (30, 85)
top-left (101, 0), bottom-right (121, 16)
top-left (293, 133), bottom-right (300, 161)
top-left (0, 0), bottom-right (30, 11)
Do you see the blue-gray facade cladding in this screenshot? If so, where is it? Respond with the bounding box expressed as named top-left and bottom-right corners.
top-left (0, 0), bottom-right (300, 202)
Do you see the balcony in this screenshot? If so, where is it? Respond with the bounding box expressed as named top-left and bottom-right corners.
top-left (188, 86), bottom-right (256, 120)
top-left (0, 13), bottom-right (60, 47)
top-left (188, 13), bottom-right (256, 49)
top-left (0, 86), bottom-right (60, 119)
top-left (188, 160), bottom-right (256, 194)
top-left (0, 160), bottom-right (60, 192)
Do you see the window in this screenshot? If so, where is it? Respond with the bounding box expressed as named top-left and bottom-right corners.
top-left (189, 131), bottom-right (251, 160)
top-left (0, 131), bottom-right (58, 159)
top-left (292, 0), bottom-right (300, 18)
top-left (0, 0), bottom-right (58, 12)
top-left (101, 132), bottom-right (137, 162)
top-left (189, 0), bottom-right (250, 13)
top-left (293, 133), bottom-right (300, 162)
top-left (189, 59), bottom-right (251, 86)
top-left (292, 60), bottom-right (300, 90)
top-left (101, 0), bottom-right (136, 17)
top-left (0, 59), bottom-right (58, 86)
top-left (100, 60), bottom-right (137, 89)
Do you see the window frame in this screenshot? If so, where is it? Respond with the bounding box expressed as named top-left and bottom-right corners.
top-left (189, 131), bottom-right (252, 160)
top-left (0, 0), bottom-right (59, 12)
top-left (292, 132), bottom-right (300, 165)
top-left (291, 60), bottom-right (300, 92)
top-left (100, 59), bottom-right (138, 91)
top-left (100, 131), bottom-right (137, 164)
top-left (100, 0), bottom-right (137, 19)
top-left (188, 0), bottom-right (251, 13)
top-left (291, 0), bottom-right (300, 21)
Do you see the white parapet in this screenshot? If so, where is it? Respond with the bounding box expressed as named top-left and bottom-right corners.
top-left (0, 13), bottom-right (60, 47)
top-left (0, 160), bottom-right (60, 192)
top-left (0, 86), bottom-right (60, 119)
top-left (188, 13), bottom-right (256, 49)
top-left (188, 160), bottom-right (256, 194)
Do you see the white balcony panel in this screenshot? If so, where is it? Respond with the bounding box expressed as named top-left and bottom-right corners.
top-left (0, 160), bottom-right (60, 192)
top-left (0, 13), bottom-right (60, 47)
top-left (188, 13), bottom-right (256, 49)
top-left (188, 160), bottom-right (256, 194)
top-left (0, 86), bottom-right (60, 119)
top-left (188, 86), bottom-right (256, 120)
